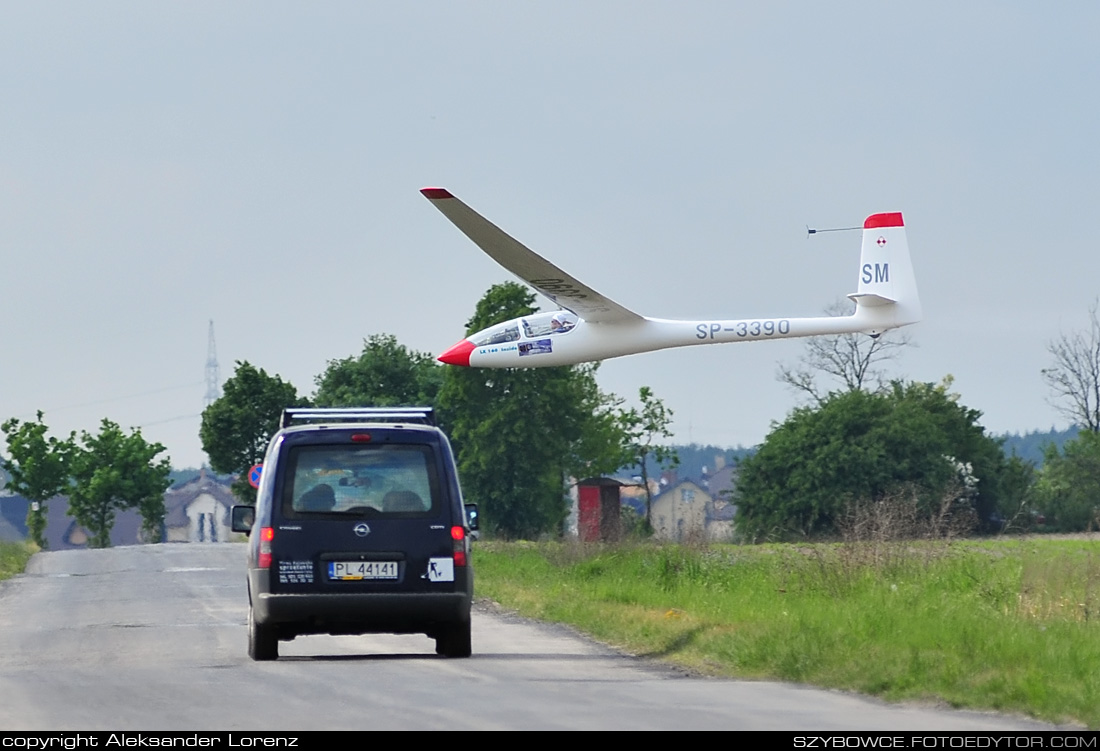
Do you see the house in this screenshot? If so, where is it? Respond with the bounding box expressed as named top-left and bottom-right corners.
top-left (163, 470), bottom-right (237, 543)
top-left (651, 469), bottom-right (738, 542)
top-left (0, 469), bottom-right (238, 548)
top-left (651, 479), bottom-right (710, 541)
top-left (0, 494), bottom-right (144, 549)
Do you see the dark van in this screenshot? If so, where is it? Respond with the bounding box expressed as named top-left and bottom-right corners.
top-left (231, 408), bottom-right (477, 661)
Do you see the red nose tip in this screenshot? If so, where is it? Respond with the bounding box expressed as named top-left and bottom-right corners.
top-left (438, 339), bottom-right (475, 367)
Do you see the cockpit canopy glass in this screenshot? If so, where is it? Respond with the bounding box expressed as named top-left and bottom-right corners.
top-left (471, 322), bottom-right (520, 346)
top-left (469, 311), bottom-right (579, 346)
top-left (521, 311), bottom-right (578, 338)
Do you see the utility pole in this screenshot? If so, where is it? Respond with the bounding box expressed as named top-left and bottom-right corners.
top-left (204, 320), bottom-right (221, 408)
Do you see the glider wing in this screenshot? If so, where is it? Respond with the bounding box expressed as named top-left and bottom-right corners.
top-left (421, 188), bottom-right (644, 324)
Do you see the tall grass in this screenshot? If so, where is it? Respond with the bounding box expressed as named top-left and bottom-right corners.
top-left (0, 540), bottom-right (35, 582)
top-left (475, 535), bottom-right (1100, 728)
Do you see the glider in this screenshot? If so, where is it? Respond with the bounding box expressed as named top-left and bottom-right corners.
top-left (421, 188), bottom-right (920, 368)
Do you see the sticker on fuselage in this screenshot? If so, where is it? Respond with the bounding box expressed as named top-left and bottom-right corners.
top-left (427, 557), bottom-right (455, 582)
top-left (278, 560), bottom-right (314, 584)
top-left (518, 339), bottom-right (553, 356)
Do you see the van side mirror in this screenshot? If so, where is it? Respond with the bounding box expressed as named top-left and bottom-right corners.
top-left (231, 505), bottom-right (255, 534)
top-left (464, 503), bottom-right (479, 532)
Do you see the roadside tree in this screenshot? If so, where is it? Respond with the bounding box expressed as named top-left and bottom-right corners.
top-left (619, 386), bottom-right (679, 530)
top-left (437, 282), bottom-right (630, 539)
top-left (736, 379), bottom-right (1011, 541)
top-left (1, 412), bottom-right (72, 548)
top-left (1034, 430), bottom-right (1100, 531)
top-left (200, 361), bottom-right (306, 503)
top-left (68, 419), bottom-right (172, 547)
top-left (1041, 300), bottom-right (1100, 433)
top-left (566, 373), bottom-right (634, 483)
top-left (314, 334), bottom-right (443, 408)
top-left (777, 299), bottom-right (914, 404)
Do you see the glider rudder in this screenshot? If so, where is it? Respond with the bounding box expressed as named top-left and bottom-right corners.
top-left (847, 212), bottom-right (921, 332)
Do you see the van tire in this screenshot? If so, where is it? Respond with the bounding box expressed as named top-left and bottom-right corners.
top-left (249, 605), bottom-right (279, 661)
top-left (435, 618), bottom-right (472, 658)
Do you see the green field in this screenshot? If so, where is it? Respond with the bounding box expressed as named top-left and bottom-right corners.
top-left (475, 537), bottom-right (1100, 728)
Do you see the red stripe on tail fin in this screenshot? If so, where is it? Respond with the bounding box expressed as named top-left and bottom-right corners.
top-left (864, 212), bottom-right (904, 229)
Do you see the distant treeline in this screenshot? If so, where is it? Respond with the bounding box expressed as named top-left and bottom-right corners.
top-left (998, 426), bottom-right (1079, 466)
top-left (629, 428), bottom-right (1080, 481)
top-left (165, 429), bottom-right (1078, 486)
top-left (626, 443), bottom-right (754, 483)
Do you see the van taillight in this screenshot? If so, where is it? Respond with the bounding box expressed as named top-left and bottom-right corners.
top-left (451, 526), bottom-right (467, 567)
top-left (259, 527), bottom-right (274, 569)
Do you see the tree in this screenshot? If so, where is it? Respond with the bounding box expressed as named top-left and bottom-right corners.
top-left (619, 386), bottom-right (679, 530)
top-left (1, 412), bottom-right (72, 548)
top-left (200, 361), bottom-right (306, 503)
top-left (1034, 430), bottom-right (1100, 531)
top-left (1041, 300), bottom-right (1100, 433)
top-left (68, 419), bottom-right (172, 548)
top-left (736, 379), bottom-right (1011, 541)
top-left (565, 371), bottom-right (634, 482)
top-left (996, 454), bottom-right (1038, 532)
top-left (777, 299), bottom-right (914, 404)
top-left (437, 282), bottom-right (629, 539)
top-left (313, 334), bottom-right (443, 408)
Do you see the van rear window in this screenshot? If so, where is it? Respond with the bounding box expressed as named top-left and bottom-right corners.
top-left (281, 444), bottom-right (439, 517)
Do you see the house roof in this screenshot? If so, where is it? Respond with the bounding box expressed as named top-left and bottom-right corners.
top-left (708, 498), bottom-right (737, 522)
top-left (1, 494), bottom-right (148, 549)
top-left (577, 477), bottom-right (624, 487)
top-left (655, 478), bottom-right (709, 497)
top-left (163, 471), bottom-right (236, 528)
top-left (0, 498), bottom-right (25, 542)
top-left (706, 464), bottom-right (739, 501)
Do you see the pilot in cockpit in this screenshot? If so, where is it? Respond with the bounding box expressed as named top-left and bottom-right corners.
top-left (550, 312), bottom-right (575, 334)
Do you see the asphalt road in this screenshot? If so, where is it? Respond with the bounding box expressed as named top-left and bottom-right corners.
top-left (0, 544), bottom-right (1060, 731)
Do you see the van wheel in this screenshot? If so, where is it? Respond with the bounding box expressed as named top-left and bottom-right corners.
top-left (435, 618), bottom-right (472, 658)
top-left (248, 605), bottom-right (278, 661)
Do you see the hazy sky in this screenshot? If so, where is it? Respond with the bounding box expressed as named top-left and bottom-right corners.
top-left (2, 2), bottom-right (1098, 469)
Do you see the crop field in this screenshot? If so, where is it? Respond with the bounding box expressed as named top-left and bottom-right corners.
top-left (475, 536), bottom-right (1100, 728)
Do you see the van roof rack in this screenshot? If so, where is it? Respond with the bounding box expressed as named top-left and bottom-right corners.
top-left (280, 407), bottom-right (435, 429)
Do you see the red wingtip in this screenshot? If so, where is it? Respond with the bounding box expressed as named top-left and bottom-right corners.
top-left (438, 339), bottom-right (475, 367)
top-left (864, 212), bottom-right (904, 229)
top-left (421, 187), bottom-right (453, 200)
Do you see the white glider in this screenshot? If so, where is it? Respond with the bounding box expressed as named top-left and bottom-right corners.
top-left (422, 188), bottom-right (920, 368)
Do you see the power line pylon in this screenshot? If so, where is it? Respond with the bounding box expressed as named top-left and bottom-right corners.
top-left (204, 320), bottom-right (221, 408)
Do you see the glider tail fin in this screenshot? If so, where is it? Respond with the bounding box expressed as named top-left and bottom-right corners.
top-left (847, 212), bottom-right (921, 333)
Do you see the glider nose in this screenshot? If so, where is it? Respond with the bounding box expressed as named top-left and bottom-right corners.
top-left (438, 339), bottom-right (475, 367)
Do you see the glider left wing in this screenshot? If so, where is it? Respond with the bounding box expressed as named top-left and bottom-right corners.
top-left (421, 188), bottom-right (643, 324)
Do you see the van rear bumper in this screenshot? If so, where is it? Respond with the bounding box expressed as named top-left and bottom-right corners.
top-left (251, 572), bottom-right (472, 636)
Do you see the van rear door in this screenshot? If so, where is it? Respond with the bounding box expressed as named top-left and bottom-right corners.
top-left (267, 435), bottom-right (462, 596)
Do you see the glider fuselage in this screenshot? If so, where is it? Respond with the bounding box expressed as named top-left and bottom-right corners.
top-left (447, 310), bottom-right (904, 368)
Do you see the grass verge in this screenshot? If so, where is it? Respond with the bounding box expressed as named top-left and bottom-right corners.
top-left (475, 538), bottom-right (1100, 728)
top-left (0, 540), bottom-right (36, 583)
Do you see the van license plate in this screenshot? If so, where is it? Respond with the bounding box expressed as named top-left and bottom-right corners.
top-left (328, 561), bottom-right (398, 580)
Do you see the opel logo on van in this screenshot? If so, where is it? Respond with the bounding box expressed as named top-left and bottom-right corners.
top-left (353, 523), bottom-right (371, 537)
